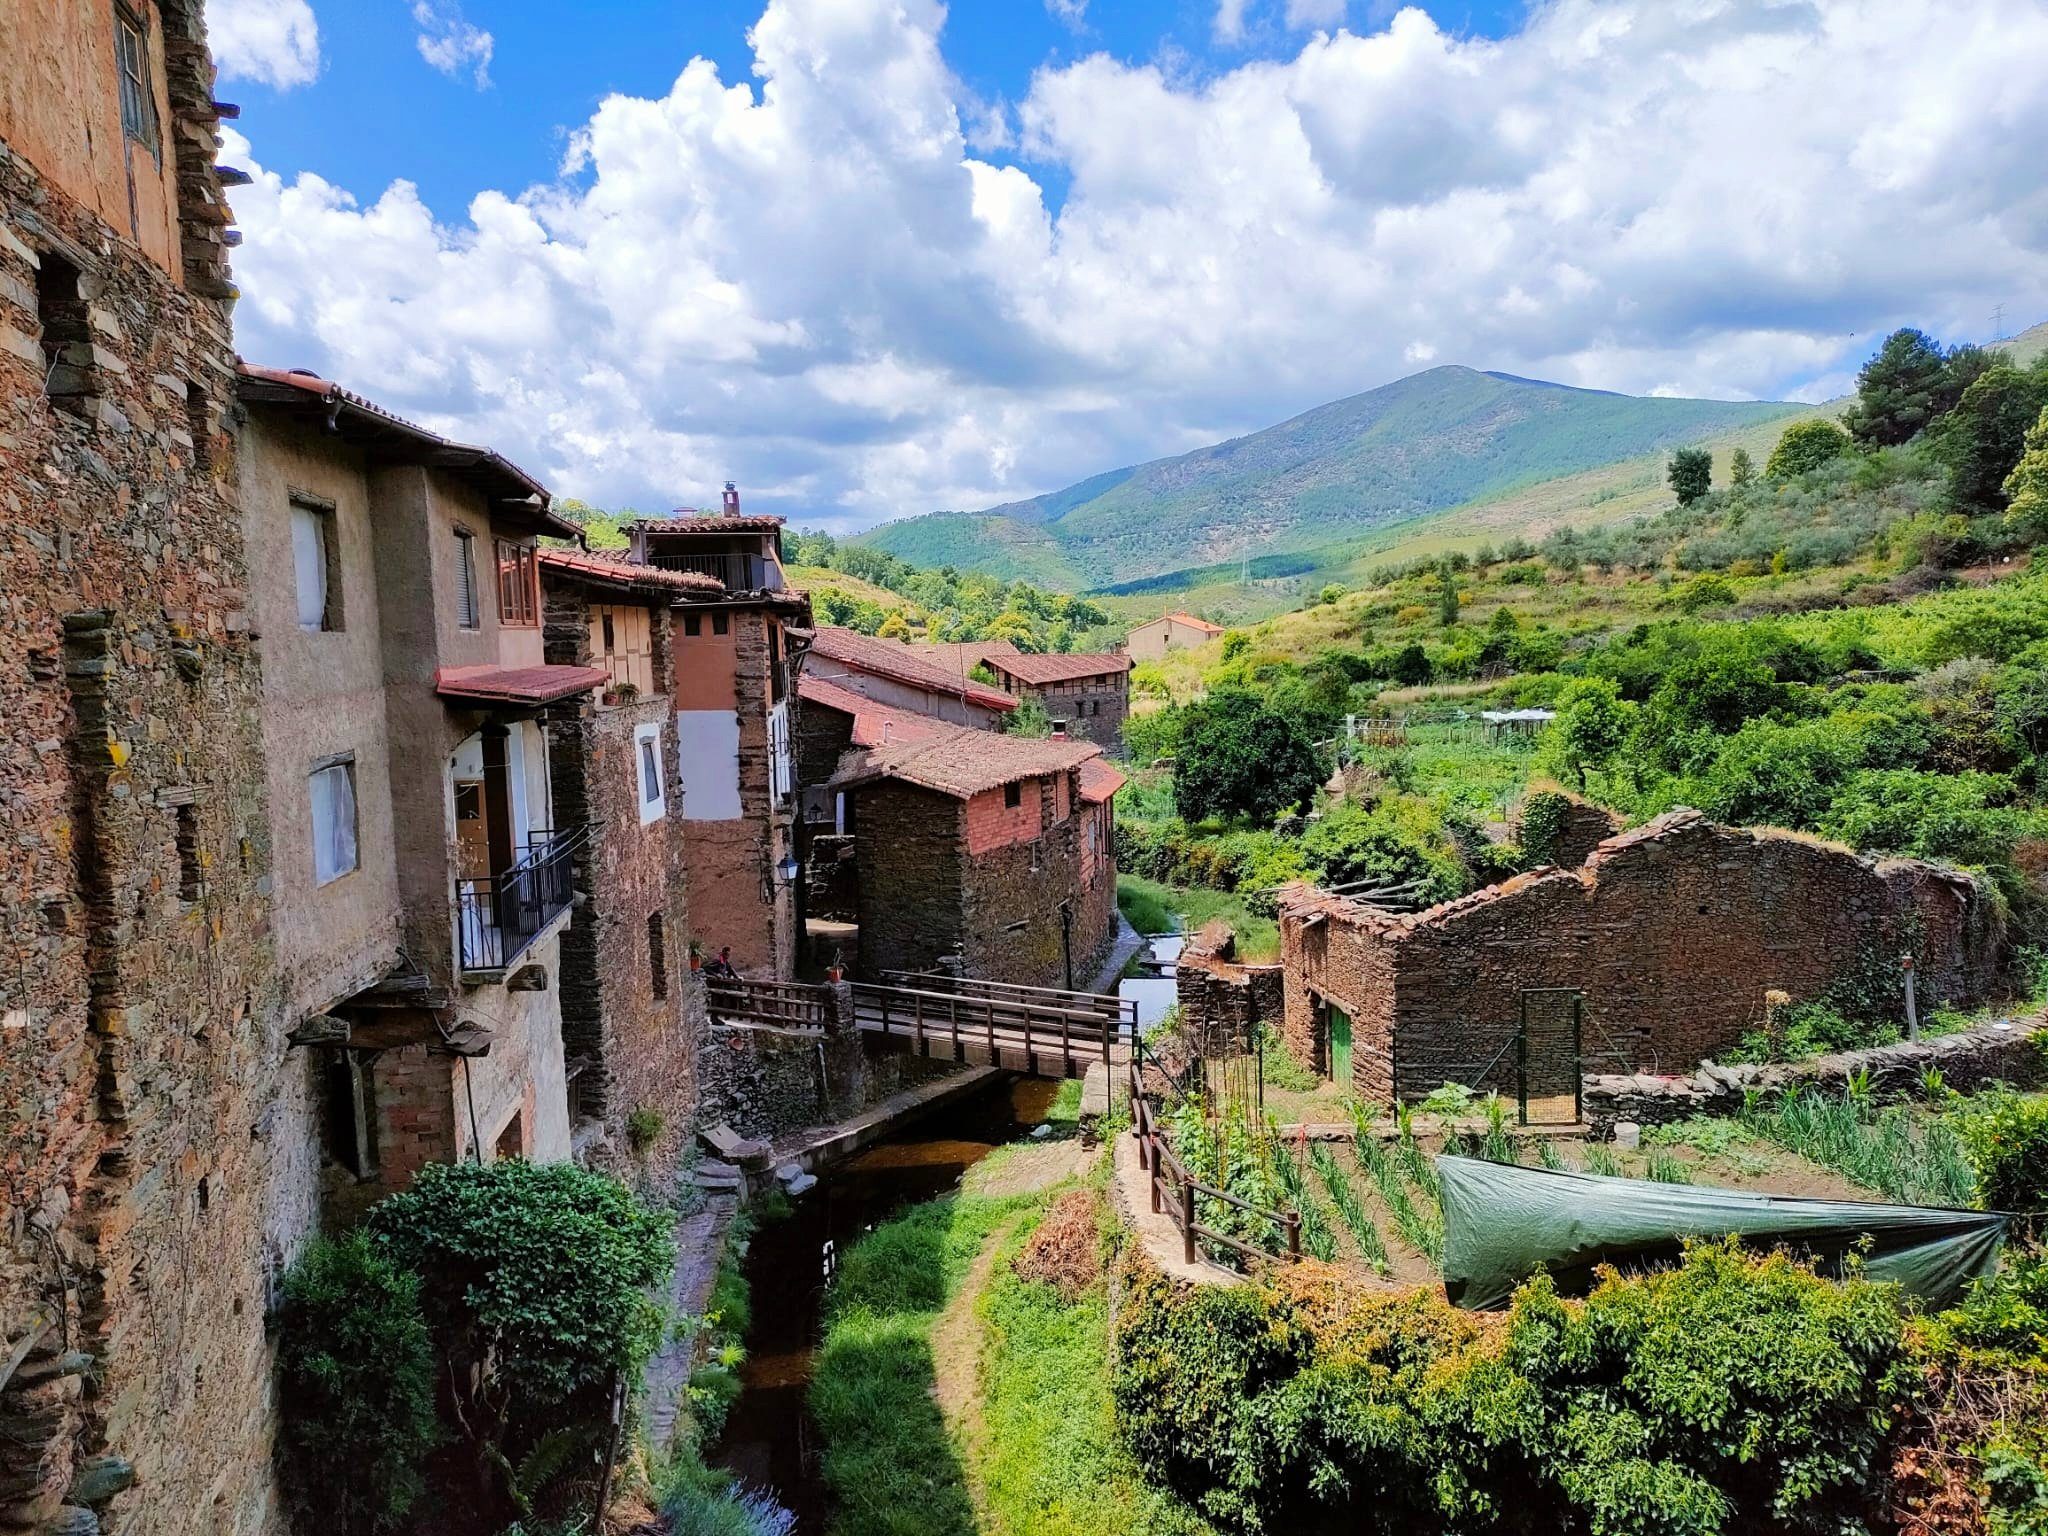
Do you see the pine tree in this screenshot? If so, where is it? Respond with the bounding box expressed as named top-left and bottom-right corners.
top-left (1730, 447), bottom-right (1755, 489)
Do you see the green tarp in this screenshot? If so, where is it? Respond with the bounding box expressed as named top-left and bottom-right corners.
top-left (1438, 1154), bottom-right (2008, 1311)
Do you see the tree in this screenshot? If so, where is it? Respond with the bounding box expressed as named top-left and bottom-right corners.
top-left (1541, 677), bottom-right (1635, 789)
top-left (1930, 364), bottom-right (2048, 513)
top-left (1766, 418), bottom-right (1852, 479)
top-left (1843, 327), bottom-right (1952, 446)
top-left (1172, 689), bottom-right (1324, 824)
top-left (1667, 446), bottom-right (1713, 505)
top-left (1437, 563), bottom-right (1460, 626)
top-left (1003, 696), bottom-right (1052, 738)
top-left (2004, 403), bottom-right (2048, 541)
top-left (1729, 447), bottom-right (1756, 489)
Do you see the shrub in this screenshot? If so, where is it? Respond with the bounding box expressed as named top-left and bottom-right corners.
top-left (275, 1234), bottom-right (440, 1535)
top-left (1173, 689), bottom-right (1324, 824)
top-left (1515, 790), bottom-right (1574, 866)
top-left (1767, 417), bottom-right (1853, 479)
top-left (626, 1105), bottom-right (664, 1152)
top-left (1953, 1090), bottom-right (2048, 1224)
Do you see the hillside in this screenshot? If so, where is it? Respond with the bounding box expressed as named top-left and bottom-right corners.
top-left (858, 366), bottom-right (1803, 590)
top-left (1996, 317), bottom-right (2048, 368)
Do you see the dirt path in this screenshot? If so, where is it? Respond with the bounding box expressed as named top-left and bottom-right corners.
top-left (928, 1212), bottom-right (1019, 1516)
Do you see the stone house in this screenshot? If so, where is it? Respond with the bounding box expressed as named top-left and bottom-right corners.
top-left (806, 624), bottom-right (1018, 728)
top-left (1275, 810), bottom-right (2003, 1106)
top-left (1124, 610), bottom-right (1223, 661)
top-left (977, 650), bottom-right (1132, 753)
top-left (538, 548), bottom-right (718, 1187)
top-left (0, 3), bottom-right (296, 1530)
top-left (832, 730), bottom-right (1119, 989)
top-left (624, 503), bottom-right (813, 978)
top-left (237, 365), bottom-right (603, 1219)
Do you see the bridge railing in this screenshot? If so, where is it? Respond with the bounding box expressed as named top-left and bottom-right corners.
top-left (880, 970), bottom-right (1136, 1037)
top-left (852, 979), bottom-right (1118, 1077)
top-left (706, 976), bottom-right (829, 1030)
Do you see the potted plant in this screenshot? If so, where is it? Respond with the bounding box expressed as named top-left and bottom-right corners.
top-left (826, 948), bottom-right (845, 983)
top-left (688, 939), bottom-right (704, 974)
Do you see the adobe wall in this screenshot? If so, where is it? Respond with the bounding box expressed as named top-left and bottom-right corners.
top-left (1279, 811), bottom-right (2002, 1106)
top-left (0, 6), bottom-right (303, 1529)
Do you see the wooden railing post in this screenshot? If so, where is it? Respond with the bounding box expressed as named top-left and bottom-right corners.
top-left (913, 992), bottom-right (925, 1059)
top-left (1285, 1212), bottom-right (1302, 1260)
top-left (1180, 1178), bottom-right (1197, 1266)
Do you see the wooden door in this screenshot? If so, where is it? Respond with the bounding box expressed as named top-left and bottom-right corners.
top-left (1328, 1003), bottom-right (1353, 1088)
top-left (454, 779), bottom-right (491, 880)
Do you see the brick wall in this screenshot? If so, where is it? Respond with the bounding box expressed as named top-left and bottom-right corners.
top-left (1279, 810), bottom-right (2005, 1107)
top-left (544, 576), bottom-right (704, 1189)
top-left (0, 6), bottom-right (302, 1530)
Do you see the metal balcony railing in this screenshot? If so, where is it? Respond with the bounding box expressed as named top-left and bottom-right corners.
top-left (456, 826), bottom-right (587, 973)
top-left (646, 551), bottom-right (782, 591)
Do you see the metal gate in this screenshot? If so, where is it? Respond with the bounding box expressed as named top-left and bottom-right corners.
top-left (1516, 988), bottom-right (1583, 1126)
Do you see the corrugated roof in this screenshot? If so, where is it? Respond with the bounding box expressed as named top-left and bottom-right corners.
top-left (1077, 757), bottom-right (1127, 804)
top-left (538, 547), bottom-right (723, 595)
top-left (837, 729), bottom-right (1102, 800)
top-left (798, 675), bottom-right (944, 748)
top-left (810, 627), bottom-right (1017, 711)
top-left (236, 365), bottom-right (576, 537)
top-left (986, 651), bottom-right (1133, 686)
top-left (433, 664), bottom-right (608, 706)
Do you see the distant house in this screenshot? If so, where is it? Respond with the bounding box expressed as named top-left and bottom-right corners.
top-left (978, 651), bottom-right (1133, 753)
top-left (806, 625), bottom-right (1018, 728)
top-left (1125, 611), bottom-right (1224, 661)
top-left (830, 728), bottom-right (1121, 990)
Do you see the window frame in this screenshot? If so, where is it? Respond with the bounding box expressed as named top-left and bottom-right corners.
top-left (454, 527), bottom-right (481, 629)
top-left (113, 2), bottom-right (159, 153)
top-left (495, 539), bottom-right (540, 628)
top-left (1003, 780), bottom-right (1023, 810)
top-left (634, 721), bottom-right (667, 824)
top-left (289, 493), bottom-right (342, 632)
top-left (308, 755), bottom-right (360, 887)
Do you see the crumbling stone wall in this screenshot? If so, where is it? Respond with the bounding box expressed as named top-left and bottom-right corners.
top-left (1175, 930), bottom-right (1285, 1059)
top-left (1518, 791), bottom-right (1622, 869)
top-left (0, 6), bottom-right (304, 1529)
top-left (1280, 810), bottom-right (2003, 1107)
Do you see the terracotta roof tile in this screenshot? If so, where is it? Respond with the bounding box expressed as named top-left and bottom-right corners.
top-left (836, 729), bottom-right (1102, 800)
top-left (1152, 611), bottom-right (1223, 634)
top-left (810, 627), bottom-right (1018, 711)
top-left (985, 651), bottom-right (1133, 686)
top-left (538, 546), bottom-right (723, 595)
top-left (1078, 758), bottom-right (1127, 804)
top-left (798, 675), bottom-right (944, 748)
top-left (433, 664), bottom-right (608, 706)
top-left (630, 513), bottom-right (786, 533)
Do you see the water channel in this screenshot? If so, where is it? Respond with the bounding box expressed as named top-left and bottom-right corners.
top-left (708, 929), bottom-right (1180, 1530)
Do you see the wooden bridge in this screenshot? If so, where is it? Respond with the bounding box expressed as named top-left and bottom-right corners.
top-left (706, 971), bottom-right (1136, 1080)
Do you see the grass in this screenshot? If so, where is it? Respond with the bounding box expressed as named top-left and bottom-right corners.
top-left (1114, 875), bottom-right (1279, 961)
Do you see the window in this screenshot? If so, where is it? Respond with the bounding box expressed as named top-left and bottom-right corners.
top-left (175, 803), bottom-right (203, 903)
top-left (712, 612), bottom-right (729, 637)
top-left (496, 540), bottom-right (539, 627)
top-left (647, 913), bottom-right (668, 1000)
top-left (35, 253), bottom-right (90, 401)
top-left (309, 758), bottom-right (358, 885)
top-left (114, 4), bottom-right (158, 151)
top-left (290, 496), bottom-right (340, 631)
top-left (1003, 781), bottom-right (1022, 810)
top-left (601, 611), bottom-right (616, 653)
top-left (454, 529), bottom-right (480, 628)
top-left (323, 1050), bottom-right (378, 1178)
top-left (682, 613), bottom-right (702, 637)
top-left (634, 722), bottom-right (666, 823)
top-left (768, 625), bottom-right (785, 704)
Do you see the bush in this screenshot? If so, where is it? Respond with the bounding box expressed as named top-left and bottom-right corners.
top-left (1953, 1090), bottom-right (2048, 1224)
top-left (1515, 790), bottom-right (1574, 866)
top-left (1768, 417), bottom-right (1853, 478)
top-left (275, 1234), bottom-right (440, 1535)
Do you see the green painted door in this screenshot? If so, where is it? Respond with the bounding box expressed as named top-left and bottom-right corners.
top-left (1328, 1004), bottom-right (1352, 1087)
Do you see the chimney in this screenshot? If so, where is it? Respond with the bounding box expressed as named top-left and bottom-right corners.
top-left (723, 481), bottom-right (740, 515)
top-left (1051, 725), bottom-right (1068, 741)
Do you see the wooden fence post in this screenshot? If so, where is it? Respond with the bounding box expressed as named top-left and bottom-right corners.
top-left (1180, 1179), bottom-right (1197, 1266)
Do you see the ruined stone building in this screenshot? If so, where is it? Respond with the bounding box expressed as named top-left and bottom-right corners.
top-left (0, 3), bottom-right (292, 1529)
top-left (1276, 810), bottom-right (2003, 1106)
top-left (624, 503), bottom-right (813, 978)
top-left (830, 730), bottom-right (1120, 989)
top-left (237, 365), bottom-right (604, 1216)
top-left (538, 548), bottom-right (716, 1188)
top-left (806, 624), bottom-right (1018, 728)
top-left (975, 650), bottom-right (1132, 752)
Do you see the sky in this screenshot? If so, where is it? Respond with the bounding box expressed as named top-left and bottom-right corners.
top-left (205, 0), bottom-right (2048, 532)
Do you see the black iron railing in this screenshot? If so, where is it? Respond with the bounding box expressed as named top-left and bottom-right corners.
top-left (647, 551), bottom-right (781, 591)
top-left (456, 826), bottom-right (587, 973)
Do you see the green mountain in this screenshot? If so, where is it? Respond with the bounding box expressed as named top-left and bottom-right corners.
top-left (857, 366), bottom-right (1803, 590)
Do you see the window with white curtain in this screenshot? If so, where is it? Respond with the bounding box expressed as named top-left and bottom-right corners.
top-left (634, 722), bottom-right (666, 824)
top-left (290, 501), bottom-right (332, 631)
top-left (309, 759), bottom-right (359, 885)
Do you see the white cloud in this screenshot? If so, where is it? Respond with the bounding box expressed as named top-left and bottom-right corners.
top-left (224, 0), bottom-right (2048, 532)
top-left (1213, 0), bottom-right (1253, 45)
top-left (413, 1), bottom-right (494, 88)
top-left (1285, 0), bottom-right (1348, 28)
top-left (205, 0), bottom-right (319, 90)
top-left (1046, 0), bottom-right (1088, 28)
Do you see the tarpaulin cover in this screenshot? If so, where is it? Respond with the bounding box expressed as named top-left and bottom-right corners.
top-left (1438, 1155), bottom-right (2007, 1310)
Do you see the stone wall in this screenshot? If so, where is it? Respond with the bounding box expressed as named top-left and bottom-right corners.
top-left (1018, 675), bottom-right (1126, 752)
top-left (0, 6), bottom-right (304, 1530)
top-left (1279, 810), bottom-right (2004, 1107)
top-left (694, 981), bottom-right (869, 1140)
top-left (853, 779), bottom-right (968, 979)
top-left (1174, 930), bottom-right (1285, 1059)
top-left (1517, 791), bottom-right (1621, 870)
top-left (1583, 1018), bottom-right (2048, 1136)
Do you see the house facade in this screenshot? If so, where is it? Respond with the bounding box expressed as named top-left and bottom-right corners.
top-left (978, 651), bottom-right (1132, 753)
top-left (626, 504), bottom-right (812, 978)
top-left (1124, 610), bottom-right (1223, 661)
top-left (0, 4), bottom-right (296, 1530)
top-left (806, 624), bottom-right (1017, 728)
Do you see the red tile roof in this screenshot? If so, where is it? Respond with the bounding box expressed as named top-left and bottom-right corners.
top-left (630, 513), bottom-right (787, 533)
top-left (538, 546), bottom-right (723, 595)
top-left (1150, 611), bottom-right (1223, 634)
top-left (985, 651), bottom-right (1133, 686)
top-left (1077, 757), bottom-right (1127, 804)
top-left (798, 676), bottom-right (944, 748)
top-left (236, 365), bottom-right (576, 537)
top-left (901, 638), bottom-right (1023, 676)
top-left (810, 627), bottom-right (1018, 712)
top-left (433, 664), bottom-right (608, 706)
top-left (836, 729), bottom-right (1102, 800)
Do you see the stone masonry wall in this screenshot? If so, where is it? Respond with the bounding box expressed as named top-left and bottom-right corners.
top-left (853, 779), bottom-right (967, 979)
top-left (694, 982), bottom-right (867, 1140)
top-left (1174, 931), bottom-right (1285, 1060)
top-left (1014, 674), bottom-right (1126, 753)
top-left (545, 578), bottom-right (703, 1192)
top-left (1279, 810), bottom-right (2003, 1107)
top-left (961, 772), bottom-right (1108, 990)
top-left (0, 7), bottom-right (305, 1530)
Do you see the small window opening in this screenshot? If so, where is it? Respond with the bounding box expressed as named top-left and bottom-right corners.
top-left (683, 612), bottom-right (702, 637)
top-left (36, 254), bottom-right (92, 402)
top-left (647, 913), bottom-right (668, 1000)
top-left (712, 612), bottom-right (730, 636)
top-left (1003, 781), bottom-right (1022, 810)
top-left (601, 611), bottom-right (616, 653)
top-left (175, 803), bottom-right (203, 903)
top-left (290, 496), bottom-right (342, 631)
top-left (114, 4), bottom-right (160, 151)
top-left (322, 1049), bottom-right (378, 1178)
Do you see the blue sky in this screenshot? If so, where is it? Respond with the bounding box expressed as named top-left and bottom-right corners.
top-left (207, 0), bottom-right (2048, 529)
